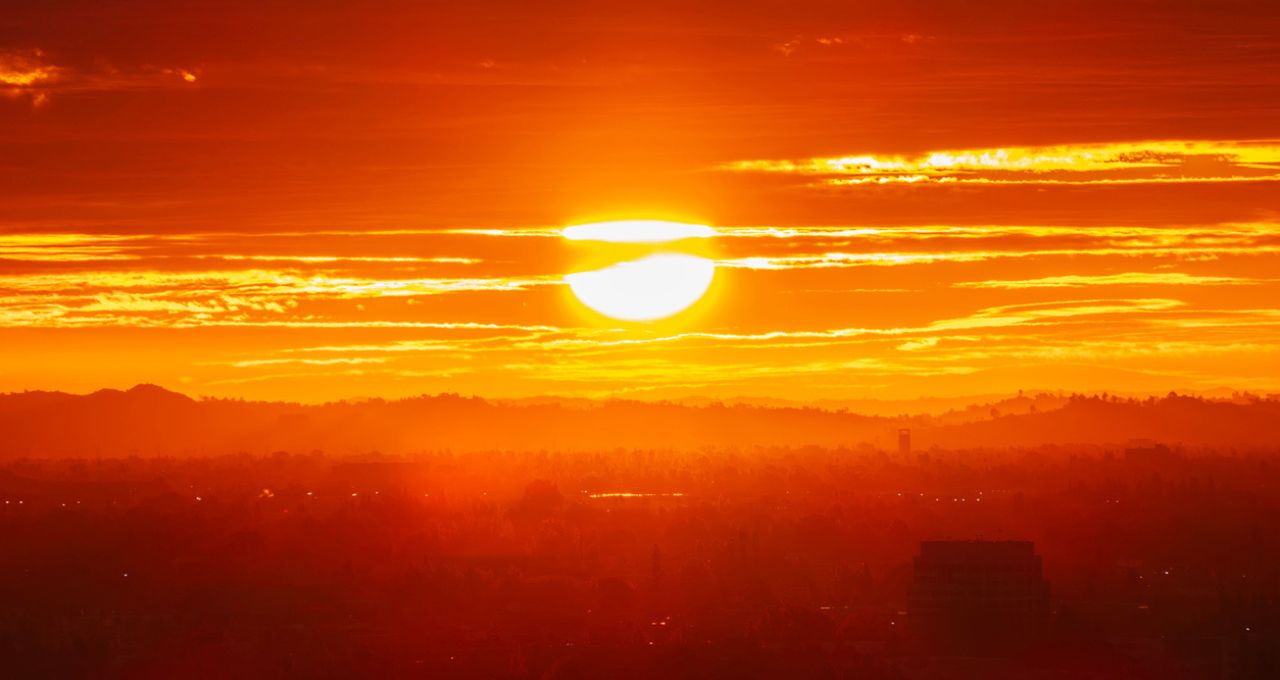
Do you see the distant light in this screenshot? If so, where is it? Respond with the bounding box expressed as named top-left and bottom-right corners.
top-left (562, 220), bottom-right (715, 243)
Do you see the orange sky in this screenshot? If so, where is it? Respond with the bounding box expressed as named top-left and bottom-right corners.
top-left (2, 1), bottom-right (1279, 402)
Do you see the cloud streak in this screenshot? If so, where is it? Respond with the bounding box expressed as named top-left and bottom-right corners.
top-left (0, 269), bottom-right (560, 328)
top-left (956, 272), bottom-right (1269, 289)
top-left (0, 48), bottom-right (199, 107)
top-left (724, 140), bottom-right (1280, 185)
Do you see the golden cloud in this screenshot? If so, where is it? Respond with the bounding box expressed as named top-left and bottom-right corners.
top-left (955, 272), bottom-right (1268, 289)
top-left (724, 140), bottom-right (1280, 185)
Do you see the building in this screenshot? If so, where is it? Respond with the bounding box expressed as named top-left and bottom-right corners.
top-left (908, 540), bottom-right (1050, 655)
top-left (898, 428), bottom-right (911, 455)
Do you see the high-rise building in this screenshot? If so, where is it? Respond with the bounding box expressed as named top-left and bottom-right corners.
top-left (908, 540), bottom-right (1050, 655)
top-left (898, 428), bottom-right (911, 455)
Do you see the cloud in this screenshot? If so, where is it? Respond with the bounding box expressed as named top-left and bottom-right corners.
top-left (0, 49), bottom-right (62, 105)
top-left (227, 357), bottom-right (389, 368)
top-left (717, 246), bottom-right (1280, 271)
top-left (0, 268), bottom-right (560, 328)
top-left (771, 33), bottom-right (927, 57)
top-left (0, 49), bottom-right (61, 87)
top-left (955, 272), bottom-right (1269, 289)
top-left (723, 140), bottom-right (1280, 185)
top-left (0, 48), bottom-right (199, 107)
top-left (715, 221), bottom-right (1280, 270)
top-left (927, 298), bottom-right (1186, 332)
top-left (897, 337), bottom-right (940, 351)
top-left (196, 255), bottom-right (480, 264)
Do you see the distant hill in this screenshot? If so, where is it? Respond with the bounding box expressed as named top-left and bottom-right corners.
top-left (0, 386), bottom-right (1277, 457)
top-left (921, 393), bottom-right (1280, 450)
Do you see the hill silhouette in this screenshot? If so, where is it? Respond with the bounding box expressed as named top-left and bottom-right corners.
top-left (0, 386), bottom-right (1277, 457)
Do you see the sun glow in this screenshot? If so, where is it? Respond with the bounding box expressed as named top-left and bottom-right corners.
top-left (565, 254), bottom-right (715, 322)
top-left (561, 220), bottom-right (716, 243)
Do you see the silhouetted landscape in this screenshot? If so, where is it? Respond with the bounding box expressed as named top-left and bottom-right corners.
top-left (1, 387), bottom-right (1278, 677)
top-left (3, 385), bottom-right (1279, 457)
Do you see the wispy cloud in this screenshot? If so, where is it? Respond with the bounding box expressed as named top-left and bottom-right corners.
top-left (928, 298), bottom-right (1186, 331)
top-left (718, 246), bottom-right (1280, 271)
top-left (715, 221), bottom-right (1280, 271)
top-left (897, 337), bottom-right (940, 351)
top-left (723, 140), bottom-right (1280, 185)
top-left (0, 269), bottom-right (560, 328)
top-left (0, 49), bottom-right (61, 105)
top-left (196, 255), bottom-right (481, 264)
top-left (0, 48), bottom-right (199, 107)
top-left (956, 272), bottom-right (1269, 289)
top-left (227, 357), bottom-right (390, 368)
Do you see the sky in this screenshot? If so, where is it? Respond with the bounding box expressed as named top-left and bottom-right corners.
top-left (2, 0), bottom-right (1279, 402)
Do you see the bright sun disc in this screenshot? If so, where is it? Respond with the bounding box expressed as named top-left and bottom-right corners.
top-left (566, 253), bottom-right (715, 322)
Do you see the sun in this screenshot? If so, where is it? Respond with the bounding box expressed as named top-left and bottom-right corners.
top-left (566, 254), bottom-right (715, 322)
top-left (562, 220), bottom-right (717, 322)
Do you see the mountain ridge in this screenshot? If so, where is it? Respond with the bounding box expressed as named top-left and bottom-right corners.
top-left (1, 385), bottom-right (1277, 457)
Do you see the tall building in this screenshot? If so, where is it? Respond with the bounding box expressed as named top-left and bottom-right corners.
top-left (898, 428), bottom-right (911, 455)
top-left (908, 540), bottom-right (1050, 655)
